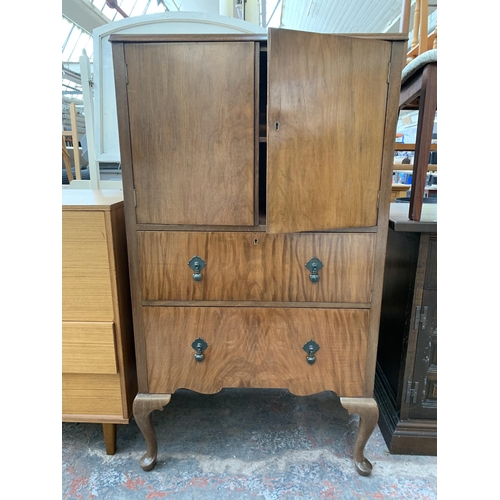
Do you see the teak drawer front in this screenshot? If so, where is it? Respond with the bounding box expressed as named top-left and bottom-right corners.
top-left (62, 373), bottom-right (123, 416)
top-left (62, 211), bottom-right (111, 268)
top-left (139, 232), bottom-right (375, 303)
top-left (62, 322), bottom-right (117, 375)
top-left (143, 307), bottom-right (369, 397)
top-left (62, 211), bottom-right (114, 322)
top-left (62, 270), bottom-right (115, 321)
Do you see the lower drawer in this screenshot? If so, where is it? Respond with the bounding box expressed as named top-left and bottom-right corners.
top-left (62, 373), bottom-right (123, 416)
top-left (143, 307), bottom-right (369, 397)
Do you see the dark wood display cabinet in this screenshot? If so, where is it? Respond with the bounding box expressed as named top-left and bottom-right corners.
top-left (110, 28), bottom-right (407, 474)
top-left (375, 203), bottom-right (437, 455)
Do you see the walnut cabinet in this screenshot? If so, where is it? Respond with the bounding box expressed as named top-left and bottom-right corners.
top-left (110, 29), bottom-right (406, 474)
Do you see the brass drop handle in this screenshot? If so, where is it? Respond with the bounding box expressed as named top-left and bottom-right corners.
top-left (191, 337), bottom-right (208, 362)
top-left (305, 257), bottom-right (323, 284)
top-left (188, 256), bottom-right (206, 282)
top-left (306, 346), bottom-right (316, 364)
top-left (303, 340), bottom-right (320, 365)
top-left (310, 263), bottom-right (320, 284)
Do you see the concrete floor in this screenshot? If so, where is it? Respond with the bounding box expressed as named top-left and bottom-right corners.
top-left (62, 389), bottom-right (437, 499)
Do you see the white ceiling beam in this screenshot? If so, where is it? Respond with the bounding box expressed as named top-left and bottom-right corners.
top-left (62, 0), bottom-right (111, 34)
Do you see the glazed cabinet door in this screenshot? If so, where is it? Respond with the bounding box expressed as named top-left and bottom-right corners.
top-left (407, 235), bottom-right (437, 420)
top-left (124, 42), bottom-right (256, 226)
top-left (407, 290), bottom-right (437, 420)
top-left (267, 29), bottom-right (392, 233)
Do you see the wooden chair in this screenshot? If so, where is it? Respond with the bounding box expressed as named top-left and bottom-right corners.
top-left (397, 0), bottom-right (437, 220)
top-left (62, 136), bottom-right (74, 183)
top-left (400, 0), bottom-right (437, 67)
top-left (62, 102), bottom-right (82, 183)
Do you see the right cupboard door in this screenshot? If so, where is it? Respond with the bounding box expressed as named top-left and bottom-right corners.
top-left (267, 29), bottom-right (392, 234)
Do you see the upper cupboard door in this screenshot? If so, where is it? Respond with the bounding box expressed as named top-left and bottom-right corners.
top-left (267, 29), bottom-right (392, 233)
top-left (125, 42), bottom-right (255, 226)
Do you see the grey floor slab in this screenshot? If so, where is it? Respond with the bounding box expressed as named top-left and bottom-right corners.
top-left (62, 389), bottom-right (437, 499)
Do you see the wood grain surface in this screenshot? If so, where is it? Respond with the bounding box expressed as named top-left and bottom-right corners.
top-left (62, 322), bottom-right (117, 374)
top-left (62, 193), bottom-right (137, 420)
top-left (143, 307), bottom-right (369, 397)
top-left (363, 40), bottom-right (406, 396)
top-left (125, 42), bottom-right (255, 226)
top-left (62, 211), bottom-right (114, 321)
top-left (62, 373), bottom-right (123, 415)
top-left (112, 41), bottom-right (150, 392)
top-left (138, 231), bottom-right (375, 303)
top-left (106, 206), bottom-right (138, 417)
top-left (62, 211), bottom-right (110, 268)
top-left (267, 29), bottom-right (391, 233)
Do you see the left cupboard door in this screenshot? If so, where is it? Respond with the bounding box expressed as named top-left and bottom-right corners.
top-left (124, 41), bottom-right (256, 226)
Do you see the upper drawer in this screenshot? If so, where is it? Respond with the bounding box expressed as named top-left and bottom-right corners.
top-left (62, 212), bottom-right (110, 269)
top-left (62, 322), bottom-right (117, 375)
top-left (138, 231), bottom-right (375, 303)
top-left (62, 211), bottom-right (114, 321)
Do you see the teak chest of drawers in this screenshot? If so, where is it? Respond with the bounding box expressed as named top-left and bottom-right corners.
top-left (62, 189), bottom-right (137, 454)
top-left (110, 28), bottom-right (406, 474)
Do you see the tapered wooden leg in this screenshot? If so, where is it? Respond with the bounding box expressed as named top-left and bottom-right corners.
top-left (340, 397), bottom-right (379, 476)
top-left (133, 393), bottom-right (172, 471)
top-left (102, 423), bottom-right (117, 455)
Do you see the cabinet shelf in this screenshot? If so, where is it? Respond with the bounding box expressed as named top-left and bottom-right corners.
top-left (393, 164), bottom-right (437, 172)
top-left (394, 143), bottom-right (437, 151)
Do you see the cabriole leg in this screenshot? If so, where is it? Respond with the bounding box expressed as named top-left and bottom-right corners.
top-left (340, 397), bottom-right (379, 476)
top-left (133, 393), bottom-right (171, 471)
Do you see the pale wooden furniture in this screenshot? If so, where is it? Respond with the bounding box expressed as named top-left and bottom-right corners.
top-left (391, 184), bottom-right (411, 202)
top-left (110, 29), bottom-right (406, 474)
top-left (66, 50), bottom-right (100, 190)
top-left (400, 0), bottom-right (437, 66)
top-left (62, 136), bottom-right (74, 183)
top-left (62, 189), bottom-right (137, 454)
top-left (393, 164), bottom-right (437, 173)
top-left (62, 102), bottom-right (82, 182)
top-left (375, 203), bottom-right (437, 455)
top-left (392, 162), bottom-right (437, 202)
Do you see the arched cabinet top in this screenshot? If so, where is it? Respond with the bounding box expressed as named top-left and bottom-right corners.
top-left (93, 12), bottom-right (266, 164)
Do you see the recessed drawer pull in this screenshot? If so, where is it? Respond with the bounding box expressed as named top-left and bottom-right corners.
top-left (188, 255), bottom-right (206, 282)
top-left (191, 337), bottom-right (208, 362)
top-left (303, 339), bottom-right (320, 365)
top-left (305, 257), bottom-right (323, 284)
